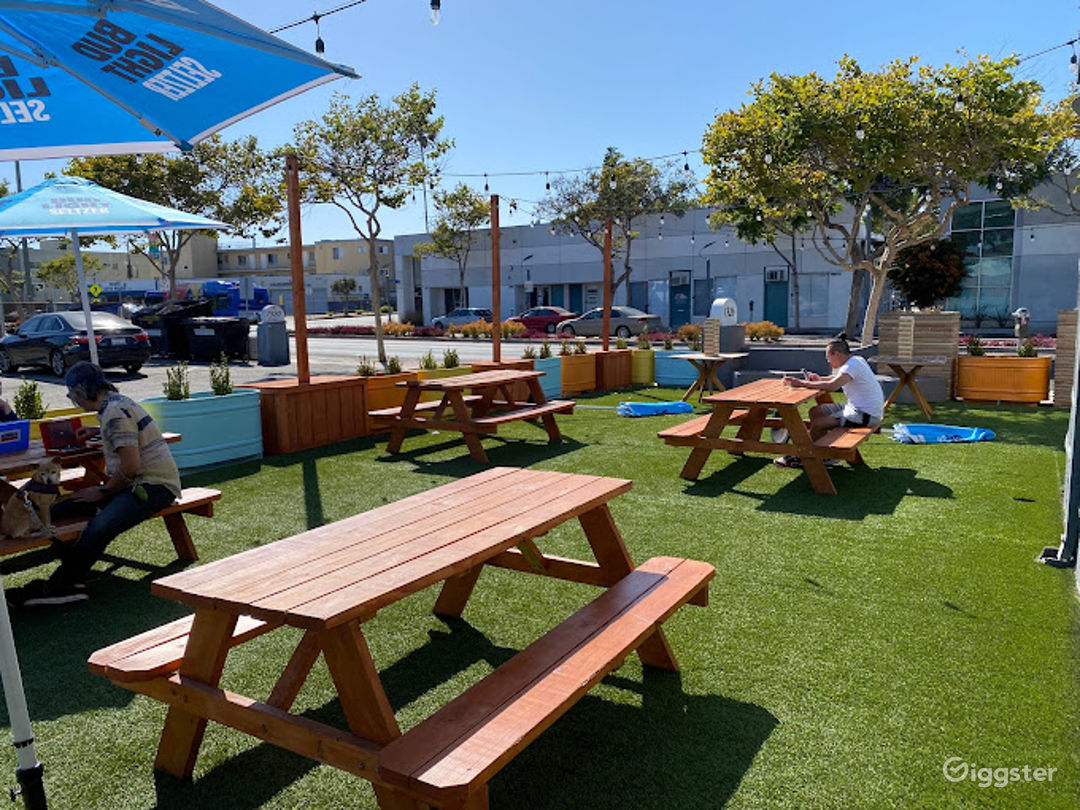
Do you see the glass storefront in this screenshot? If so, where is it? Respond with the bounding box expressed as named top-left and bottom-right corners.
top-left (945, 200), bottom-right (1015, 325)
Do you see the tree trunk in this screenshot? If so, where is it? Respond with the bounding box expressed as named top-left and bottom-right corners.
top-left (459, 265), bottom-right (467, 307)
top-left (369, 243), bottom-right (386, 365)
top-left (844, 268), bottom-right (867, 338)
top-left (790, 233), bottom-right (800, 331)
top-left (859, 269), bottom-right (888, 347)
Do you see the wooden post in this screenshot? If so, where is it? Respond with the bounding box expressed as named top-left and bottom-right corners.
top-left (602, 218), bottom-right (613, 351)
top-left (285, 154), bottom-right (310, 385)
top-left (491, 194), bottom-right (501, 362)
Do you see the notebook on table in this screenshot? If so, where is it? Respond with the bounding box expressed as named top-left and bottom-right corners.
top-left (40, 418), bottom-right (88, 454)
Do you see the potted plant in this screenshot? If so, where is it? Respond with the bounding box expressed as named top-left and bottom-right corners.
top-left (561, 339), bottom-right (596, 395)
top-left (955, 335), bottom-right (1052, 404)
top-left (533, 340), bottom-right (562, 400)
top-left (417, 348), bottom-right (471, 401)
top-left (142, 356), bottom-right (263, 470)
top-left (631, 331), bottom-right (655, 385)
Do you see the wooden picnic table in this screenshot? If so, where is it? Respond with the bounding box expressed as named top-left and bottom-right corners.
top-left (0, 432), bottom-right (181, 488)
top-left (88, 467), bottom-right (713, 809)
top-left (370, 367), bottom-right (574, 463)
top-left (871, 355), bottom-right (947, 420)
top-left (658, 378), bottom-right (873, 495)
top-left (670, 352), bottom-right (748, 401)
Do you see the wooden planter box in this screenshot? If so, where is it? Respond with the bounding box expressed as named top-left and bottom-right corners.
top-left (471, 359), bottom-right (535, 401)
top-left (878, 311), bottom-right (960, 400)
top-left (595, 349), bottom-right (632, 391)
top-left (955, 355), bottom-right (1052, 405)
top-left (417, 367), bottom-right (472, 401)
top-left (1056, 310), bottom-right (1077, 407)
top-left (561, 353), bottom-right (596, 395)
top-left (240, 375), bottom-right (370, 455)
top-left (631, 349), bottom-right (655, 385)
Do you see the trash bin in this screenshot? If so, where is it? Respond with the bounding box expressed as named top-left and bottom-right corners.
top-left (257, 304), bottom-right (289, 366)
top-left (132, 298), bottom-right (213, 358)
top-left (1012, 307), bottom-right (1031, 340)
top-left (185, 316), bottom-right (250, 361)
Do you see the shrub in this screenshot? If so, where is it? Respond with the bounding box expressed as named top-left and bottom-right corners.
top-left (663, 334), bottom-right (674, 350)
top-left (209, 352), bottom-right (233, 396)
top-left (888, 239), bottom-right (968, 308)
top-left (442, 348), bottom-right (460, 368)
top-left (380, 305), bottom-right (391, 314)
top-left (965, 334), bottom-right (985, 356)
top-left (743, 321), bottom-right (784, 342)
top-left (574, 340), bottom-right (588, 355)
top-left (163, 362), bottom-right (190, 400)
top-left (539, 340), bottom-right (553, 359)
top-left (559, 339), bottom-right (573, 356)
top-left (1017, 338), bottom-right (1037, 358)
top-left (677, 323), bottom-right (701, 349)
top-left (411, 325), bottom-right (446, 338)
top-left (460, 320), bottom-right (492, 339)
top-left (386, 356), bottom-right (402, 374)
top-left (501, 321), bottom-right (527, 339)
top-left (418, 350), bottom-right (438, 370)
top-left (383, 321), bottom-right (414, 337)
top-left (356, 355), bottom-right (377, 376)
top-left (12, 378), bottom-right (46, 419)
top-left (615, 336), bottom-right (627, 350)
top-left (522, 345), bottom-right (538, 359)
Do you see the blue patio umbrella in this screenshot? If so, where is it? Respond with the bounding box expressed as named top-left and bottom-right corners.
top-left (0, 0), bottom-right (358, 159)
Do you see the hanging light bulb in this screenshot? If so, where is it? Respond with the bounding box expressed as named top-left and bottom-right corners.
top-left (995, 179), bottom-right (1004, 191)
top-left (764, 152), bottom-right (773, 164)
top-left (724, 238), bottom-right (729, 248)
top-left (954, 93), bottom-right (964, 113)
top-left (690, 234), bottom-right (695, 245)
top-left (609, 177), bottom-right (616, 190)
top-left (429, 0), bottom-right (441, 25)
top-left (683, 151), bottom-right (690, 172)
top-left (544, 172), bottom-right (550, 192)
top-left (1071, 52), bottom-right (1079, 75)
top-left (659, 214), bottom-right (665, 226)
top-left (855, 124), bottom-right (865, 140)
top-left (657, 231), bottom-right (663, 241)
top-left (313, 14), bottom-right (325, 54)
top-left (484, 173), bottom-right (489, 193)
top-left (411, 189), bottom-right (416, 203)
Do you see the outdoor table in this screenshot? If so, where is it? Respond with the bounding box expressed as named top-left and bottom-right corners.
top-left (659, 378), bottom-right (860, 495)
top-left (90, 467), bottom-right (692, 808)
top-left (871, 355), bottom-right (947, 420)
top-left (671, 352), bottom-right (749, 401)
top-left (0, 432), bottom-right (181, 489)
top-left (372, 368), bottom-right (574, 463)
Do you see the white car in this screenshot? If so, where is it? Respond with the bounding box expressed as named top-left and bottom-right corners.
top-left (431, 307), bottom-right (493, 330)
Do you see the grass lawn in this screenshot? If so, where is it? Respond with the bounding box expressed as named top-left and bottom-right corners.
top-left (1, 388), bottom-right (1077, 808)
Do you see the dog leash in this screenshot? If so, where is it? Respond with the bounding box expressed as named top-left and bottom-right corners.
top-left (17, 480), bottom-right (62, 544)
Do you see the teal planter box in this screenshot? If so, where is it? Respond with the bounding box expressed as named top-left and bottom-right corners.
top-left (141, 388), bottom-right (262, 472)
top-left (534, 356), bottom-right (562, 400)
top-left (654, 350), bottom-right (697, 387)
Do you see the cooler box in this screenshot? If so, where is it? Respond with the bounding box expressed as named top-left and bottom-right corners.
top-left (0, 420), bottom-right (30, 454)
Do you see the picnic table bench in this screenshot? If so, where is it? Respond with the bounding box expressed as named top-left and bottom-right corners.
top-left (370, 368), bottom-right (575, 463)
top-left (89, 467), bottom-right (713, 809)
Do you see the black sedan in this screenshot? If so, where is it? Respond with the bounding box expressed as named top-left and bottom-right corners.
top-left (0, 310), bottom-right (152, 377)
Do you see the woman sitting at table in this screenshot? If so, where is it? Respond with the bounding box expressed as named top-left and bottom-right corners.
top-left (6, 362), bottom-right (180, 608)
top-left (774, 333), bottom-right (884, 468)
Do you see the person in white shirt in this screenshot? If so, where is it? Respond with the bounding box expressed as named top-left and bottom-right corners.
top-left (774, 334), bottom-right (884, 467)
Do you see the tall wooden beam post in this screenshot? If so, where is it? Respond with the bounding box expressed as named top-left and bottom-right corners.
top-left (602, 218), bottom-right (613, 351)
top-left (285, 154), bottom-right (310, 384)
top-left (491, 194), bottom-right (501, 363)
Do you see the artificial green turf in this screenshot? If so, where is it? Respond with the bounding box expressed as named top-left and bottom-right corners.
top-left (0, 389), bottom-right (1077, 808)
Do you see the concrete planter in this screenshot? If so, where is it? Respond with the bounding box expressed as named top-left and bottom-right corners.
top-left (654, 350), bottom-right (698, 387)
top-left (955, 355), bottom-right (1051, 404)
top-left (533, 357), bottom-right (562, 400)
top-left (561, 353), bottom-right (596, 395)
top-left (630, 349), bottom-right (655, 385)
top-left (142, 389), bottom-right (262, 471)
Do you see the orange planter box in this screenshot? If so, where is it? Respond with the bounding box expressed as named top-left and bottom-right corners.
top-left (561, 353), bottom-right (596, 395)
top-left (363, 372), bottom-right (419, 420)
top-left (955, 355), bottom-right (1051, 404)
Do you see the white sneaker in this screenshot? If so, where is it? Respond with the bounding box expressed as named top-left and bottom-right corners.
top-left (769, 428), bottom-right (789, 444)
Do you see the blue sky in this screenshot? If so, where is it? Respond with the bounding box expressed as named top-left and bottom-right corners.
top-left (3, 0), bottom-right (1077, 248)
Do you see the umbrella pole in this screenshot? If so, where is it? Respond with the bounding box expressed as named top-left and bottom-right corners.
top-left (490, 195), bottom-right (500, 363)
top-left (0, 586), bottom-right (47, 809)
top-left (71, 229), bottom-right (98, 367)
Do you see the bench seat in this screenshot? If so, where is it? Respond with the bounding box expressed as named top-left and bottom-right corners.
top-left (368, 394), bottom-right (484, 420)
top-left (656, 409), bottom-right (754, 441)
top-left (378, 556), bottom-right (714, 807)
top-left (814, 426), bottom-right (875, 461)
top-left (0, 486), bottom-right (221, 561)
top-left (88, 613), bottom-right (276, 683)
top-left (468, 399), bottom-right (574, 427)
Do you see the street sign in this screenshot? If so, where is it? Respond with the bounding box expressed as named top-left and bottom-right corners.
top-left (88, 283), bottom-right (102, 297)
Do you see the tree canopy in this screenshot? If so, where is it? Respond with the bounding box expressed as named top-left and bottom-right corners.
top-left (537, 147), bottom-right (696, 297)
top-left (413, 183), bottom-right (491, 305)
top-left (702, 54), bottom-right (1073, 344)
top-left (64, 134), bottom-right (282, 298)
top-left (37, 252), bottom-right (103, 297)
top-left (292, 85), bottom-right (451, 363)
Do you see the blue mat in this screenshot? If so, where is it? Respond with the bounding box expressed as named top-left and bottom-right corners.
top-left (891, 423), bottom-right (995, 444)
top-left (616, 401), bottom-right (695, 417)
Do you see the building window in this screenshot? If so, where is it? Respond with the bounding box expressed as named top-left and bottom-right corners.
top-left (307, 251), bottom-right (315, 265)
top-left (378, 245), bottom-right (388, 254)
top-left (945, 200), bottom-right (1015, 326)
top-left (237, 255), bottom-right (248, 267)
top-left (332, 247), bottom-right (344, 260)
top-left (267, 254), bottom-right (278, 266)
top-left (358, 245), bottom-right (366, 254)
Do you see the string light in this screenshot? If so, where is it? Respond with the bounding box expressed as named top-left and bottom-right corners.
top-left (764, 152), bottom-right (772, 164)
top-left (690, 233), bottom-right (695, 245)
top-left (724, 238), bottom-right (729, 248)
top-left (545, 172), bottom-right (550, 192)
top-left (855, 124), bottom-right (865, 140)
top-left (430, 0), bottom-right (441, 25)
top-left (658, 230), bottom-right (663, 241)
top-left (313, 14), bottom-right (324, 53)
top-left (483, 173), bottom-right (489, 192)
top-left (683, 152), bottom-right (690, 172)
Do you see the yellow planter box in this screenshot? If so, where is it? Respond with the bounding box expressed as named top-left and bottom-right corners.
top-left (417, 367), bottom-right (473, 401)
top-left (955, 355), bottom-right (1051, 404)
top-left (630, 349), bottom-right (655, 385)
top-left (30, 408), bottom-right (99, 440)
top-left (364, 372), bottom-right (419, 415)
top-left (561, 353), bottom-right (596, 395)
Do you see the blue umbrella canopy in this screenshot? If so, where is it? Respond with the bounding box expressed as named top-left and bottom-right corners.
top-left (0, 0), bottom-right (358, 159)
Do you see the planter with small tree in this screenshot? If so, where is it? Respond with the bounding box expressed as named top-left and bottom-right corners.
top-left (955, 335), bottom-right (1051, 405)
top-left (560, 339), bottom-right (596, 395)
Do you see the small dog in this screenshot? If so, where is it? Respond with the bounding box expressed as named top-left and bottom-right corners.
top-left (1, 458), bottom-right (63, 538)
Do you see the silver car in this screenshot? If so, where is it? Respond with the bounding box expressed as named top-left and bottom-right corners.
top-left (431, 307), bottom-right (493, 330)
top-left (557, 306), bottom-right (662, 338)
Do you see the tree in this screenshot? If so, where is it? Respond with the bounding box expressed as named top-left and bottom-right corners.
top-left (330, 276), bottom-right (358, 315)
top-left (292, 86), bottom-right (451, 365)
top-left (413, 184), bottom-right (490, 306)
top-left (702, 55), bottom-right (1073, 345)
top-left (64, 134), bottom-right (283, 298)
top-left (537, 147), bottom-right (695, 299)
top-left (37, 252), bottom-right (104, 297)
top-left (888, 239), bottom-right (968, 309)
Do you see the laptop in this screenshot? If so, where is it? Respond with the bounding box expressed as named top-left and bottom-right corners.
top-left (40, 417), bottom-right (88, 454)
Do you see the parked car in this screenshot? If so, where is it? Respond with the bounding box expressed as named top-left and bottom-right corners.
top-left (557, 306), bottom-right (662, 338)
top-left (0, 310), bottom-right (152, 377)
top-left (431, 307), bottom-right (494, 330)
top-left (507, 306), bottom-right (578, 334)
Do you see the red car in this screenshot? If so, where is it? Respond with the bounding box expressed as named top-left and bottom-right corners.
top-left (508, 306), bottom-right (578, 334)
